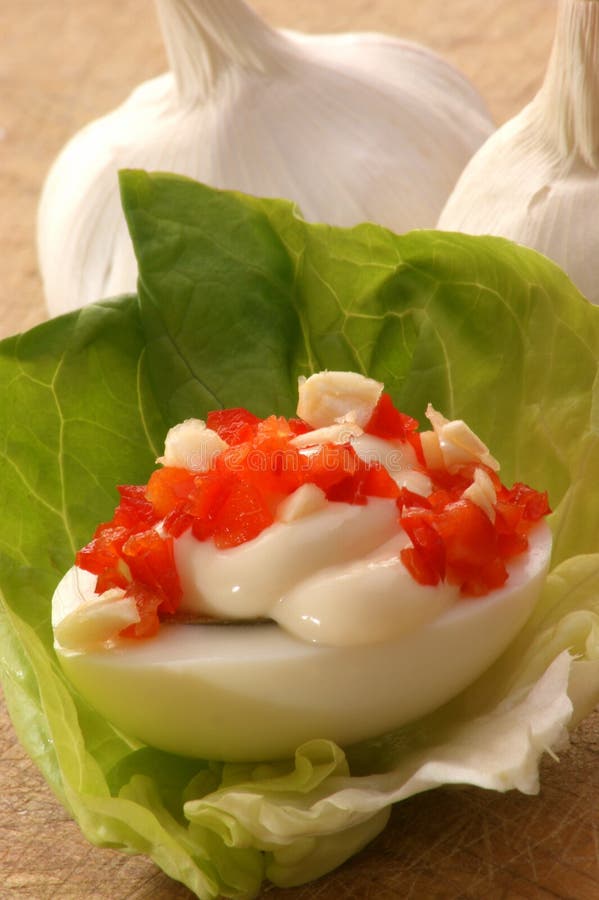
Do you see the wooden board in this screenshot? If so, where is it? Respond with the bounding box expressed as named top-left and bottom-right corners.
top-left (3, 1), bottom-right (599, 897)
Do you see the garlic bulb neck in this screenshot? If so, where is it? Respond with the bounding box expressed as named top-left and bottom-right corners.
top-left (155, 0), bottom-right (286, 102)
top-left (536, 0), bottom-right (599, 167)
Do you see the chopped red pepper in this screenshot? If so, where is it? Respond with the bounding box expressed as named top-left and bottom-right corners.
top-left (206, 407), bottom-right (262, 445)
top-left (146, 467), bottom-right (197, 518)
top-left (122, 529), bottom-right (181, 614)
top-left (210, 479), bottom-right (274, 549)
top-left (75, 395), bottom-right (551, 636)
top-left (366, 393), bottom-right (418, 441)
top-left (365, 393), bottom-right (424, 464)
top-left (120, 586), bottom-right (163, 640)
top-left (113, 484), bottom-right (159, 530)
top-left (76, 525), bottom-right (131, 593)
top-left (398, 474), bottom-right (549, 597)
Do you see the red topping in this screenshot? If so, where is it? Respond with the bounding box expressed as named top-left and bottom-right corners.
top-left (76, 525), bottom-right (132, 593)
top-left (122, 529), bottom-right (180, 615)
top-left (365, 393), bottom-right (424, 465)
top-left (121, 586), bottom-right (163, 640)
top-left (398, 468), bottom-right (550, 597)
top-left (366, 392), bottom-right (418, 441)
top-left (146, 467), bottom-right (197, 518)
top-left (210, 479), bottom-right (274, 549)
top-left (206, 407), bottom-right (262, 445)
top-left (75, 396), bottom-right (551, 637)
top-left (402, 499), bottom-right (506, 596)
top-left (113, 485), bottom-right (159, 530)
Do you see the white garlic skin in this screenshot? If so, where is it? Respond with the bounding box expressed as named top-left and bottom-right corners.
top-left (438, 0), bottom-right (599, 305)
top-left (38, 0), bottom-right (494, 314)
top-left (438, 113), bottom-right (599, 305)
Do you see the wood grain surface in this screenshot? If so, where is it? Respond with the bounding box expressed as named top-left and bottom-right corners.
top-left (2, 2), bottom-right (598, 898)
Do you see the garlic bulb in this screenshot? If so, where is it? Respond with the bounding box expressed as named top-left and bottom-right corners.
top-left (38, 0), bottom-right (494, 315)
top-left (438, 0), bottom-right (599, 305)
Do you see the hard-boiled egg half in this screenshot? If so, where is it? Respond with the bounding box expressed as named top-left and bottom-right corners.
top-left (52, 372), bottom-right (552, 761)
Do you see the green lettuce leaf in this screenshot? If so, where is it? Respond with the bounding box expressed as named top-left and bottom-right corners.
top-left (1, 170), bottom-right (599, 898)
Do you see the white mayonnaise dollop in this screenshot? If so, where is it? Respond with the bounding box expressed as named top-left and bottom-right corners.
top-left (174, 497), bottom-right (457, 644)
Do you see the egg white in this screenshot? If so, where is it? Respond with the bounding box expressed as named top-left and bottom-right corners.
top-left (52, 522), bottom-right (552, 762)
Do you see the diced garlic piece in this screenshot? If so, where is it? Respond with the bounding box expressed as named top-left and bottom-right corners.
top-left (420, 430), bottom-right (444, 470)
top-left (425, 404), bottom-right (499, 471)
top-left (441, 419), bottom-right (500, 470)
top-left (297, 371), bottom-right (383, 429)
top-left (351, 433), bottom-right (430, 494)
top-left (400, 470), bottom-right (433, 497)
top-left (335, 412), bottom-right (360, 425)
top-left (277, 484), bottom-right (328, 523)
top-left (352, 433), bottom-right (416, 471)
top-left (54, 588), bottom-right (139, 650)
top-left (425, 405), bottom-right (450, 434)
top-left (158, 419), bottom-right (228, 471)
top-left (463, 467), bottom-right (497, 521)
top-left (290, 421), bottom-right (364, 448)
